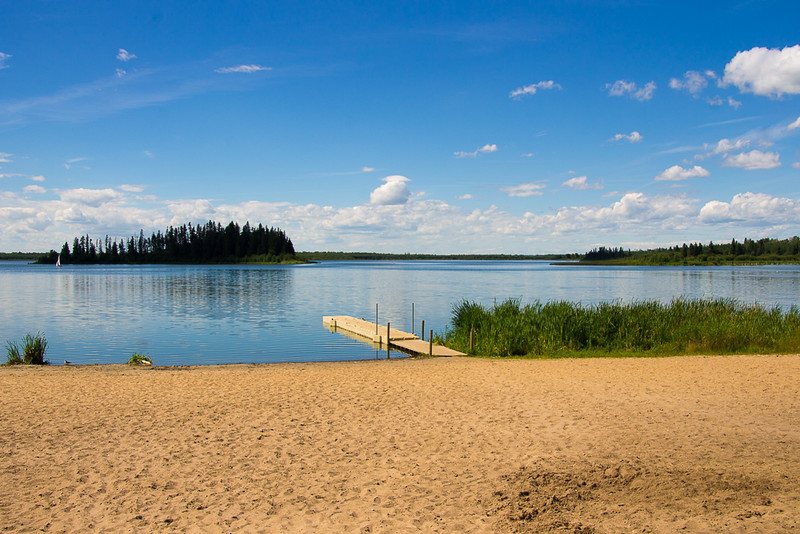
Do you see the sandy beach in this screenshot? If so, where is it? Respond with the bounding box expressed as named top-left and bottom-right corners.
top-left (1, 355), bottom-right (799, 533)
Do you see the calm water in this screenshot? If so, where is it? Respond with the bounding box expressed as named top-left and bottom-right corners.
top-left (2, 260), bottom-right (800, 365)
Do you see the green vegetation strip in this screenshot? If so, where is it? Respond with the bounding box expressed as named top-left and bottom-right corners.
top-left (442, 298), bottom-right (800, 358)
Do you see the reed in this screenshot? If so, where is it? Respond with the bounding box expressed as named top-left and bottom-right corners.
top-left (5, 332), bottom-right (49, 365)
top-left (444, 298), bottom-right (800, 358)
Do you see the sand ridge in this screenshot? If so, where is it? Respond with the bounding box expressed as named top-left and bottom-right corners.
top-left (1, 355), bottom-right (799, 532)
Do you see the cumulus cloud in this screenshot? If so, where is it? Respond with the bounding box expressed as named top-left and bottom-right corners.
top-left (454, 144), bottom-right (498, 158)
top-left (610, 131), bottom-right (642, 143)
top-left (0, 52), bottom-right (10, 69)
top-left (457, 194), bottom-right (474, 200)
top-left (788, 116), bottom-right (800, 131)
top-left (116, 49), bottom-right (137, 62)
top-left (711, 138), bottom-right (750, 155)
top-left (607, 80), bottom-right (656, 101)
top-left (369, 175), bottom-right (411, 205)
top-left (23, 185), bottom-right (46, 193)
top-left (699, 192), bottom-right (800, 223)
top-left (361, 166), bottom-right (375, 172)
top-left (500, 182), bottom-right (546, 197)
top-left (31, 175), bottom-right (45, 182)
top-left (509, 80), bottom-right (562, 98)
top-left (115, 68), bottom-right (127, 78)
top-left (562, 176), bottom-right (603, 190)
top-left (723, 45), bottom-right (800, 97)
top-left (722, 150), bottom-right (781, 170)
top-left (669, 70), bottom-right (711, 95)
top-left (654, 165), bottom-right (710, 182)
top-left (214, 64), bottom-right (271, 74)
top-left (58, 188), bottom-right (124, 207)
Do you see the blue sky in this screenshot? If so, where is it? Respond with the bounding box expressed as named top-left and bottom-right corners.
top-left (1, 1), bottom-right (799, 253)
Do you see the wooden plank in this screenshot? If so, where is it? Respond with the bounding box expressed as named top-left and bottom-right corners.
top-left (323, 315), bottom-right (465, 357)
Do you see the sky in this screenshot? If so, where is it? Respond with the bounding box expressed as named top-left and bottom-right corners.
top-left (1, 1), bottom-right (799, 254)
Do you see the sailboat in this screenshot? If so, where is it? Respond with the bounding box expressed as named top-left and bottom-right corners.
top-left (56, 254), bottom-right (61, 268)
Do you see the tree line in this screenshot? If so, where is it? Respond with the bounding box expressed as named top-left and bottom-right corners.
top-left (581, 236), bottom-right (800, 265)
top-left (38, 221), bottom-right (296, 264)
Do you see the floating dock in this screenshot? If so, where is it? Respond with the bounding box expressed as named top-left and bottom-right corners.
top-left (323, 316), bottom-right (465, 357)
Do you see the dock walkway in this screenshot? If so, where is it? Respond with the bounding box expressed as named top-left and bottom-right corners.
top-left (323, 316), bottom-right (465, 357)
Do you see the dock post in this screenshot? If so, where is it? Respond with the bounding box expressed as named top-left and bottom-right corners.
top-left (429, 329), bottom-right (433, 356)
top-left (387, 322), bottom-right (391, 358)
top-left (470, 329), bottom-right (474, 351)
top-left (375, 304), bottom-right (379, 336)
top-left (412, 303), bottom-right (415, 335)
top-left (421, 320), bottom-right (425, 340)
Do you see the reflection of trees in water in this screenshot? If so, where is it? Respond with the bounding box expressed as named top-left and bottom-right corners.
top-left (56, 267), bottom-right (294, 328)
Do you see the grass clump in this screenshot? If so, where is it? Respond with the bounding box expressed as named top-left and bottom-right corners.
top-left (5, 332), bottom-right (50, 365)
top-left (128, 353), bottom-right (152, 366)
top-left (444, 298), bottom-right (800, 358)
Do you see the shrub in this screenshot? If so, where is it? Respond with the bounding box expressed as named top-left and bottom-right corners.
top-left (5, 332), bottom-right (49, 365)
top-left (128, 353), bottom-right (152, 366)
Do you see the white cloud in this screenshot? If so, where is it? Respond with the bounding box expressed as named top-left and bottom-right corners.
top-left (610, 131), bottom-right (642, 143)
top-left (369, 175), bottom-right (411, 205)
top-left (722, 150), bottom-right (781, 170)
top-left (500, 182), bottom-right (546, 197)
top-left (607, 80), bottom-right (656, 101)
top-left (31, 175), bottom-right (45, 182)
top-left (215, 64), bottom-right (271, 74)
top-left (115, 68), bottom-right (127, 78)
top-left (654, 165), bottom-right (710, 182)
top-left (562, 176), bottom-right (603, 190)
top-left (454, 143), bottom-right (498, 158)
top-left (0, 52), bottom-right (10, 69)
top-left (457, 194), bottom-right (474, 200)
top-left (23, 185), bottom-right (46, 194)
top-left (361, 166), bottom-right (375, 172)
top-left (669, 70), bottom-right (710, 95)
top-left (509, 80), bottom-right (562, 98)
top-left (793, 162), bottom-right (800, 169)
top-left (711, 138), bottom-right (750, 155)
top-left (699, 192), bottom-right (800, 223)
top-left (788, 116), bottom-right (800, 131)
top-left (118, 184), bottom-right (144, 192)
top-left (520, 153), bottom-right (534, 158)
top-left (58, 188), bottom-right (124, 207)
top-left (723, 45), bottom-right (800, 97)
top-left (116, 49), bottom-right (137, 62)
top-left (0, 152), bottom-right (11, 163)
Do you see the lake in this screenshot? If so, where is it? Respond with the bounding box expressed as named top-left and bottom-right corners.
top-left (2, 261), bottom-right (800, 365)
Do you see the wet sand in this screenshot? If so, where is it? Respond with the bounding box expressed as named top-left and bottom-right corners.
top-left (1, 355), bottom-right (799, 532)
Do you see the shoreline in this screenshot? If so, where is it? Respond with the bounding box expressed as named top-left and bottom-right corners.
top-left (2, 354), bottom-right (799, 532)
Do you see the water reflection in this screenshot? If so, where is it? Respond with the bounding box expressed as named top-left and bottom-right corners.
top-left (2, 261), bottom-right (800, 365)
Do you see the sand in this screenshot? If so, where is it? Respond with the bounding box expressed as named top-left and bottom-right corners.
top-left (1, 355), bottom-right (799, 533)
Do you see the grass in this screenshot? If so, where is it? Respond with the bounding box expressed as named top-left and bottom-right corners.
top-left (128, 353), bottom-right (152, 366)
top-left (5, 332), bottom-right (50, 365)
top-left (442, 298), bottom-right (800, 358)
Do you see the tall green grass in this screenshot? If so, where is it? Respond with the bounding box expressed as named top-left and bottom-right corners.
top-left (5, 332), bottom-right (50, 365)
top-left (443, 298), bottom-right (800, 357)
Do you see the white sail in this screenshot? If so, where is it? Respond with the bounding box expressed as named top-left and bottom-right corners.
top-left (56, 254), bottom-right (61, 268)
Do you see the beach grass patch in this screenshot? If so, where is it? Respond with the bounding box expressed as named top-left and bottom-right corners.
top-left (5, 332), bottom-right (49, 365)
top-left (128, 353), bottom-right (152, 366)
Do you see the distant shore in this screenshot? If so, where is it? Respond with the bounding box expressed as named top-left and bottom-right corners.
top-left (2, 355), bottom-right (799, 532)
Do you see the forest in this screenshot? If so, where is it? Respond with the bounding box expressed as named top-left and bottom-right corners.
top-left (37, 221), bottom-right (297, 264)
top-left (579, 236), bottom-right (800, 265)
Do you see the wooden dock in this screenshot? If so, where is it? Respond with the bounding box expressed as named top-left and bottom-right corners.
top-left (323, 316), bottom-right (465, 357)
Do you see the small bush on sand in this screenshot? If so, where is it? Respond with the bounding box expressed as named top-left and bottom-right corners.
top-left (5, 332), bottom-right (49, 365)
top-left (128, 353), bottom-right (152, 366)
